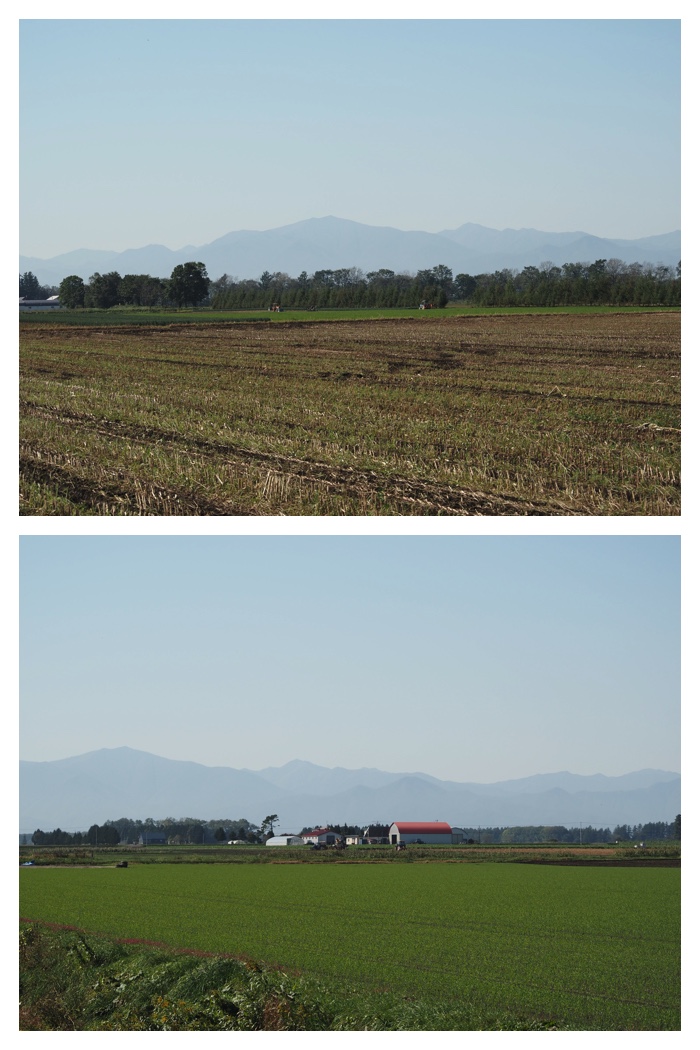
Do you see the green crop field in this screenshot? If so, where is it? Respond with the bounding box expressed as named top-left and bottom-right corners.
top-left (19, 305), bottom-right (675, 326)
top-left (20, 862), bottom-right (680, 1030)
top-left (20, 310), bottom-right (680, 515)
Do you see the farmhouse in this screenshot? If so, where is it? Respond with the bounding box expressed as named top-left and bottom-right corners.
top-left (19, 296), bottom-right (63, 311)
top-left (266, 835), bottom-right (304, 846)
top-left (388, 821), bottom-right (452, 845)
top-left (301, 828), bottom-right (340, 845)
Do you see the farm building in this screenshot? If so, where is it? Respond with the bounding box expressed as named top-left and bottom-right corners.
top-left (19, 296), bottom-right (63, 311)
top-left (388, 821), bottom-right (452, 845)
top-left (138, 830), bottom-right (168, 845)
top-left (301, 828), bottom-right (340, 845)
top-left (266, 835), bottom-right (304, 846)
top-left (363, 825), bottom-right (390, 844)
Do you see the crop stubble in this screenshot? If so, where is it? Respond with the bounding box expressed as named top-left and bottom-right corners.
top-left (19, 312), bottom-right (680, 515)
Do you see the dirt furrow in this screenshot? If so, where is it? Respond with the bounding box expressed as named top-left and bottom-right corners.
top-left (19, 454), bottom-right (254, 517)
top-left (20, 405), bottom-right (584, 516)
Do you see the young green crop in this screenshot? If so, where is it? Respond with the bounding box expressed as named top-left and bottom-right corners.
top-left (20, 862), bottom-right (680, 1029)
top-left (20, 305), bottom-right (678, 326)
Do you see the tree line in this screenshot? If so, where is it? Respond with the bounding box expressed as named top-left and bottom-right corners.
top-left (28, 814), bottom-right (680, 846)
top-left (30, 816), bottom-right (262, 846)
top-left (21, 263), bottom-right (210, 310)
top-left (459, 816), bottom-right (680, 845)
top-left (52, 262), bottom-right (210, 309)
top-left (22, 257), bottom-right (680, 312)
top-left (210, 260), bottom-right (680, 309)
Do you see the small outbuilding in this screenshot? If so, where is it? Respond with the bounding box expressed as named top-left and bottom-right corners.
top-left (266, 835), bottom-right (304, 846)
top-left (389, 821), bottom-right (452, 845)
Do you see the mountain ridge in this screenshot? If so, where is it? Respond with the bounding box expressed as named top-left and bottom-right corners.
top-left (19, 747), bottom-right (680, 833)
top-left (20, 216), bottom-right (681, 286)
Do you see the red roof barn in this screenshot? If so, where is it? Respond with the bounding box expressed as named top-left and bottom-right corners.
top-left (389, 821), bottom-right (452, 845)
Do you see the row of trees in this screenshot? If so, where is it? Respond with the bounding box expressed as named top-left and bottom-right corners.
top-left (29, 815), bottom-right (680, 847)
top-left (30, 816), bottom-right (262, 846)
top-left (460, 816), bottom-right (681, 845)
top-left (55, 262), bottom-right (210, 309)
top-left (210, 265), bottom-right (456, 310)
top-left (31, 824), bottom-right (121, 846)
top-left (210, 260), bottom-right (680, 309)
top-left (464, 260), bottom-right (680, 307)
top-left (25, 256), bottom-right (680, 313)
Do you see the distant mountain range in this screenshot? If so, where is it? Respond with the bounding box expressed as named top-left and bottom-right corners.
top-left (19, 747), bottom-right (680, 833)
top-left (20, 217), bottom-right (681, 286)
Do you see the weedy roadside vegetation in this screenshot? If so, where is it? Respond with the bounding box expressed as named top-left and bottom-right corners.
top-left (19, 924), bottom-right (565, 1031)
top-left (18, 841), bottom-right (681, 866)
top-left (20, 922), bottom-right (573, 1032)
top-left (20, 310), bottom-right (680, 515)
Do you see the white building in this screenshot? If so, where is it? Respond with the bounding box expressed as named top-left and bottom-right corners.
top-left (301, 828), bottom-right (340, 845)
top-left (266, 835), bottom-right (304, 846)
top-left (20, 296), bottom-right (63, 311)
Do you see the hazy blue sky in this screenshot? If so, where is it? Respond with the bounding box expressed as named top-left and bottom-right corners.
top-left (20, 536), bottom-right (679, 782)
top-left (20, 17), bottom-right (680, 258)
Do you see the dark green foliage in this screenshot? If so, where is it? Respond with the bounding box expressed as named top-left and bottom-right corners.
top-left (32, 824), bottom-right (120, 846)
top-left (169, 262), bottom-right (210, 308)
top-left (20, 271), bottom-right (42, 298)
top-left (461, 821), bottom-right (680, 845)
top-left (20, 271), bottom-right (58, 299)
top-left (85, 271), bottom-right (122, 309)
top-left (203, 259), bottom-right (679, 310)
top-left (117, 273), bottom-right (168, 307)
top-left (30, 816), bottom-right (262, 846)
top-left (30, 258), bottom-right (681, 315)
top-left (58, 275), bottom-right (85, 308)
top-left (19, 924), bottom-right (572, 1031)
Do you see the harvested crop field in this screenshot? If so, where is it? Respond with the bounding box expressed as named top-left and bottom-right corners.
top-left (19, 311), bottom-right (680, 515)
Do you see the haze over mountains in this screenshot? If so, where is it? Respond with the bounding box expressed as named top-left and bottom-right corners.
top-left (19, 748), bottom-right (680, 833)
top-left (20, 217), bottom-right (681, 287)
